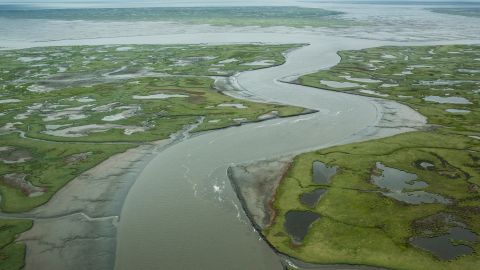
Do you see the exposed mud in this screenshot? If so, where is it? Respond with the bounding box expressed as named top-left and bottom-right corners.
top-left (228, 157), bottom-right (293, 229)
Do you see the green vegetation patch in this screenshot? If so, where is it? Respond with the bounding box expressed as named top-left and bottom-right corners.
top-left (266, 44), bottom-right (480, 269)
top-left (0, 43), bottom-right (297, 81)
top-left (0, 219), bottom-right (32, 270)
top-left (299, 45), bottom-right (479, 133)
top-left (266, 132), bottom-right (480, 269)
top-left (0, 44), bottom-right (306, 143)
top-left (0, 133), bottom-right (132, 212)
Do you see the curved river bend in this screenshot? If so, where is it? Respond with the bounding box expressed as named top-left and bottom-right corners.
top-left (112, 34), bottom-right (432, 270)
top-left (5, 32), bottom-right (477, 270)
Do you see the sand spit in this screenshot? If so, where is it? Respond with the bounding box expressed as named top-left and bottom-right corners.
top-left (228, 157), bottom-right (293, 229)
top-left (228, 157), bottom-right (392, 270)
top-left (366, 98), bottom-right (427, 140)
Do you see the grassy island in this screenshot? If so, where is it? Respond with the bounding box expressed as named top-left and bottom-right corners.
top-left (265, 44), bottom-right (480, 270)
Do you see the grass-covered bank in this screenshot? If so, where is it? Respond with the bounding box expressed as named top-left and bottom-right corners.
top-left (266, 132), bottom-right (480, 270)
top-left (264, 44), bottom-right (480, 269)
top-left (0, 134), bottom-right (133, 212)
top-left (0, 220), bottom-right (32, 270)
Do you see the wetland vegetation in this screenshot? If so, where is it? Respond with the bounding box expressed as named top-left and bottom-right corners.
top-left (0, 44), bottom-right (307, 268)
top-left (299, 45), bottom-right (479, 133)
top-left (265, 45), bottom-right (480, 269)
top-left (0, 220), bottom-right (32, 270)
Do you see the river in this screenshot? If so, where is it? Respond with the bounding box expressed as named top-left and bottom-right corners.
top-left (1, 2), bottom-right (479, 269)
top-left (112, 34), bottom-right (423, 270)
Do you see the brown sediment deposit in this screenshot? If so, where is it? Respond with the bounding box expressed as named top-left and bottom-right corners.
top-left (228, 157), bottom-right (292, 230)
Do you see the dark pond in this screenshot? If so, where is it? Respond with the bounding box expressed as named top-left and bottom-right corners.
top-left (300, 189), bottom-right (326, 208)
top-left (312, 161), bottom-right (337, 184)
top-left (284, 210), bottom-right (320, 244)
top-left (411, 226), bottom-right (478, 260)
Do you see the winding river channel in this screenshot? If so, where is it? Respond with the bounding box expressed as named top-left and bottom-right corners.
top-left (2, 6), bottom-right (479, 268)
top-left (88, 33), bottom-right (438, 270)
top-left (113, 34), bottom-right (389, 270)
top-left (15, 33), bottom-right (472, 270)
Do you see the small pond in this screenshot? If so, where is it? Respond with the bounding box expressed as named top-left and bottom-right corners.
top-left (312, 161), bottom-right (337, 184)
top-left (284, 210), bottom-right (320, 244)
top-left (411, 226), bottom-right (477, 260)
top-left (300, 189), bottom-right (327, 208)
top-left (372, 162), bottom-right (450, 204)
